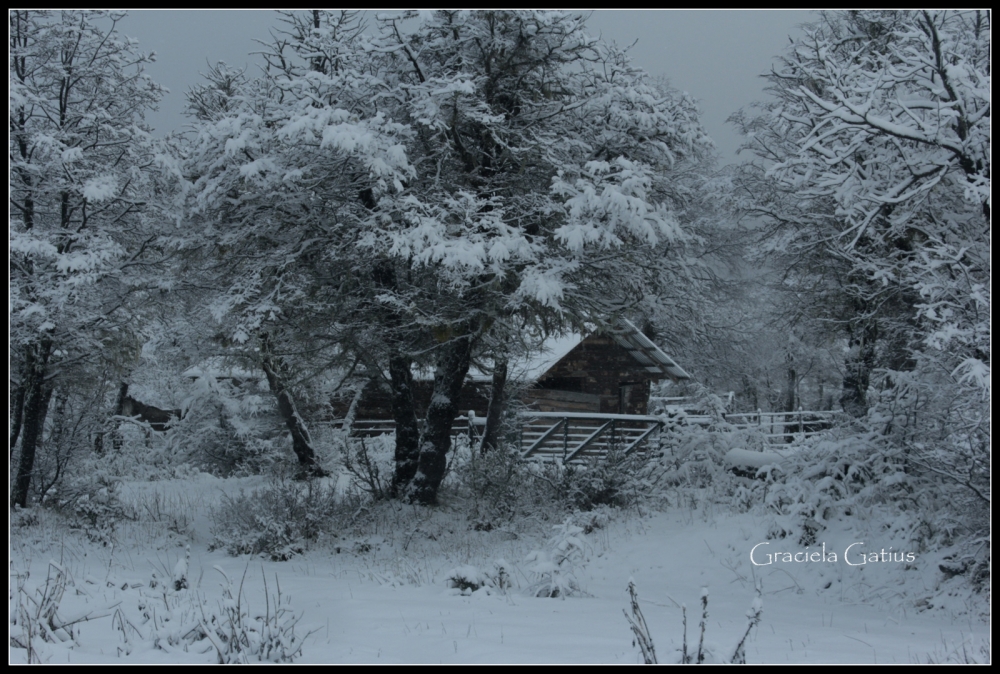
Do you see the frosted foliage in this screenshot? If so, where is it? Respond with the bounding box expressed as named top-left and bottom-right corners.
top-left (738, 10), bottom-right (990, 397)
top-left (10, 11), bottom-right (166, 350)
top-left (182, 10), bottom-right (714, 346)
top-left (729, 10), bottom-right (990, 562)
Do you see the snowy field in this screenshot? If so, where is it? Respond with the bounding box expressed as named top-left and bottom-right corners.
top-left (10, 473), bottom-right (989, 664)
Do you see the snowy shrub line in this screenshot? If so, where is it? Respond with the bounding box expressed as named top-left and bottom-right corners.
top-left (209, 478), bottom-right (354, 560)
top-left (451, 438), bottom-right (661, 530)
top-left (41, 473), bottom-right (136, 545)
top-left (624, 582), bottom-right (763, 664)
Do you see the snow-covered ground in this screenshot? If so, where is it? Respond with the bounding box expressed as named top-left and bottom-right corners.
top-left (10, 474), bottom-right (989, 664)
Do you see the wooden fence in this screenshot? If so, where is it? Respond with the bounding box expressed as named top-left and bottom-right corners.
top-left (329, 412), bottom-right (663, 463)
top-left (330, 406), bottom-right (845, 461)
top-left (723, 409), bottom-right (844, 443)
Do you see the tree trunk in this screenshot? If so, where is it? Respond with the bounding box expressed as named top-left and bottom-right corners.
top-left (388, 354), bottom-right (422, 497)
top-left (840, 322), bottom-right (877, 418)
top-left (9, 349), bottom-right (33, 458)
top-left (741, 373), bottom-right (758, 412)
top-left (479, 359), bottom-right (508, 453)
top-left (409, 333), bottom-right (476, 505)
top-left (95, 381), bottom-right (130, 454)
top-left (260, 334), bottom-right (327, 477)
top-left (784, 360), bottom-right (796, 444)
top-left (11, 340), bottom-right (53, 508)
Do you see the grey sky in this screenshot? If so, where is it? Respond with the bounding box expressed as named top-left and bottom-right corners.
top-left (121, 10), bottom-right (810, 164)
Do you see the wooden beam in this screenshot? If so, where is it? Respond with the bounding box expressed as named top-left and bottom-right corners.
top-left (621, 422), bottom-right (662, 456)
top-left (521, 419), bottom-right (566, 458)
top-left (563, 420), bottom-right (614, 463)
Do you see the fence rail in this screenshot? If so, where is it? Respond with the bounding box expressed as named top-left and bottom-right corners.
top-left (723, 409), bottom-right (844, 442)
top-left (328, 407), bottom-right (845, 460)
top-left (328, 412), bottom-right (663, 463)
top-left (517, 412), bottom-right (662, 463)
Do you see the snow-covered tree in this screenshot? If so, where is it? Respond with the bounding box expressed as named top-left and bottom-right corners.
top-left (372, 11), bottom-right (715, 503)
top-left (183, 10), bottom-right (714, 503)
top-left (730, 11), bottom-right (989, 539)
top-left (731, 10), bottom-right (988, 408)
top-left (10, 11), bottom-right (167, 507)
top-left (179, 12), bottom-right (403, 476)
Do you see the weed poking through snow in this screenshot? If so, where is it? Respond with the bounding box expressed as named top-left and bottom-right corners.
top-left (624, 582), bottom-right (764, 664)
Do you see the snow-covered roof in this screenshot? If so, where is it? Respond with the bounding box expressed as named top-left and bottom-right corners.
top-left (609, 319), bottom-right (690, 380)
top-left (461, 319), bottom-right (689, 383)
top-left (465, 332), bottom-right (585, 384)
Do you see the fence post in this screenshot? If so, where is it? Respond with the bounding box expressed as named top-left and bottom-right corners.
top-left (468, 410), bottom-right (475, 442)
top-left (563, 418), bottom-right (569, 462)
top-left (798, 406), bottom-right (804, 435)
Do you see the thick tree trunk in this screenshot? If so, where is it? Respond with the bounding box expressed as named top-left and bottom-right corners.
top-left (479, 359), bottom-right (508, 453)
top-left (260, 334), bottom-right (327, 477)
top-left (370, 259), bottom-right (424, 496)
top-left (409, 333), bottom-right (475, 505)
top-left (11, 340), bottom-right (53, 508)
top-left (388, 354), bottom-right (422, 497)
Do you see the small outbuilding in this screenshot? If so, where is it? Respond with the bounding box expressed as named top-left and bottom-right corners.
top-left (333, 319), bottom-right (690, 422)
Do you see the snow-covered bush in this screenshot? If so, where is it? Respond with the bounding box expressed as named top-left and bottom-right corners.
top-left (525, 519), bottom-right (588, 598)
top-left (866, 363), bottom-right (990, 589)
top-left (760, 430), bottom-right (899, 546)
top-left (445, 561), bottom-right (512, 596)
top-left (639, 422), bottom-right (736, 496)
top-left (210, 479), bottom-right (346, 560)
top-left (339, 434), bottom-right (394, 500)
top-left (543, 451), bottom-right (650, 512)
top-left (43, 472), bottom-right (134, 545)
top-left (452, 443), bottom-right (543, 525)
top-left (173, 368), bottom-right (288, 477)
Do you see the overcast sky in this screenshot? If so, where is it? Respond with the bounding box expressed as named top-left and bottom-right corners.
top-left (121, 10), bottom-right (811, 164)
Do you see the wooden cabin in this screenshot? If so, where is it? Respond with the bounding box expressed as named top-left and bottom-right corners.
top-left (332, 319), bottom-right (690, 422)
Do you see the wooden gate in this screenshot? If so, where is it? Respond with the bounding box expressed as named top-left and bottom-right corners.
top-left (332, 412), bottom-right (663, 464)
top-left (518, 412), bottom-right (662, 463)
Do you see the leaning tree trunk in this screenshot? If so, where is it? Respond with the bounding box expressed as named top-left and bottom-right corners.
top-left (479, 359), bottom-right (508, 454)
top-left (11, 340), bottom-right (53, 508)
top-left (388, 354), bottom-right (422, 498)
top-left (409, 333), bottom-right (476, 505)
top-left (260, 333), bottom-right (327, 477)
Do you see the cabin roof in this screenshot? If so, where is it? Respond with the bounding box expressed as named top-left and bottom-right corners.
top-left (608, 319), bottom-right (690, 380)
top-left (456, 318), bottom-right (690, 383)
